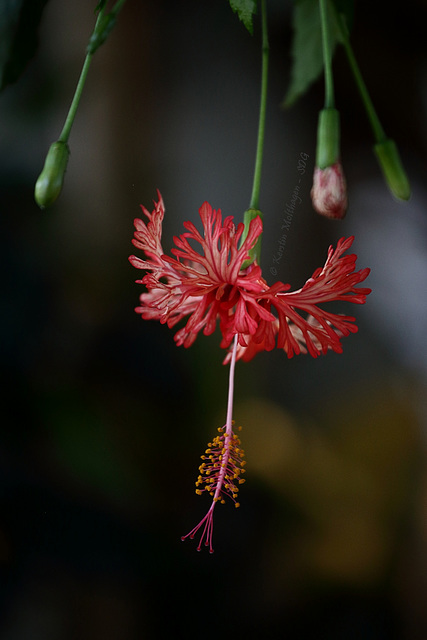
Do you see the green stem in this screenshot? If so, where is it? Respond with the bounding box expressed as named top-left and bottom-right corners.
top-left (58, 6), bottom-right (107, 143)
top-left (58, 56), bottom-right (94, 143)
top-left (319, 0), bottom-right (335, 109)
top-left (248, 0), bottom-right (269, 211)
top-left (112, 0), bottom-right (127, 14)
top-left (333, 10), bottom-right (386, 142)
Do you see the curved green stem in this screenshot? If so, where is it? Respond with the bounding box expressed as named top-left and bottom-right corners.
top-left (35, 1), bottom-right (128, 207)
top-left (58, 6), bottom-right (107, 143)
top-left (58, 55), bottom-right (95, 143)
top-left (333, 10), bottom-right (385, 142)
top-left (239, 0), bottom-right (268, 267)
top-left (319, 0), bottom-right (335, 109)
top-left (249, 0), bottom-right (269, 211)
top-left (330, 6), bottom-right (409, 199)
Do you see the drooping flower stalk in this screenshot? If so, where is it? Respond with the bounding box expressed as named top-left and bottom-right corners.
top-left (311, 0), bottom-right (347, 219)
top-left (58, 0), bottom-right (128, 143)
top-left (241, 0), bottom-right (269, 269)
top-left (248, 0), bottom-right (268, 213)
top-left (34, 0), bottom-right (128, 208)
top-left (181, 335), bottom-right (246, 553)
top-left (319, 0), bottom-right (334, 111)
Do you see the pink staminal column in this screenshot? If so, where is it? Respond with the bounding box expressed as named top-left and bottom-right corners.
top-left (181, 334), bottom-right (246, 553)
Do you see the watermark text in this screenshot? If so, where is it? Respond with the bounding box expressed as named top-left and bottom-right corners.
top-left (269, 152), bottom-right (310, 276)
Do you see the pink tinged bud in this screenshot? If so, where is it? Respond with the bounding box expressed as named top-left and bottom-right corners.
top-left (311, 162), bottom-right (348, 220)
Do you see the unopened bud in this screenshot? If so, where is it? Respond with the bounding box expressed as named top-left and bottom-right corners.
top-left (311, 162), bottom-right (348, 220)
top-left (315, 108), bottom-right (341, 169)
top-left (374, 138), bottom-right (411, 201)
top-left (34, 141), bottom-right (70, 208)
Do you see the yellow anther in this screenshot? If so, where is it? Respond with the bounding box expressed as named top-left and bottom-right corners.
top-left (235, 502), bottom-right (240, 508)
top-left (239, 478), bottom-right (246, 484)
top-left (195, 489), bottom-right (202, 495)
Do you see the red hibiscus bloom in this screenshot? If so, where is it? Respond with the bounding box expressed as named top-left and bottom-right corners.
top-left (129, 192), bottom-right (371, 553)
top-left (129, 192), bottom-right (370, 361)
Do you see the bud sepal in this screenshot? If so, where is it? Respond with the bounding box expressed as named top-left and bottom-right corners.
top-left (374, 138), bottom-right (411, 201)
top-left (315, 108), bottom-right (341, 169)
top-left (240, 208), bottom-right (263, 269)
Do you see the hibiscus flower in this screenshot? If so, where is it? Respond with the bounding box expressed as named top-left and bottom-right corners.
top-left (129, 192), bottom-right (371, 552)
top-left (129, 191), bottom-right (370, 361)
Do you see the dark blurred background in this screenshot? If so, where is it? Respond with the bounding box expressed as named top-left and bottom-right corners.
top-left (1, 0), bottom-right (427, 638)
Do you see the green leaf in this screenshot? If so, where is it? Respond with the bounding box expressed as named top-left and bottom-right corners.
top-left (0, 0), bottom-right (50, 92)
top-left (228, 0), bottom-right (258, 35)
top-left (283, 0), bottom-right (353, 108)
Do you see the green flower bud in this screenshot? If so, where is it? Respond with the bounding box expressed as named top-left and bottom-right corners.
top-left (34, 141), bottom-right (70, 208)
top-left (373, 138), bottom-right (411, 201)
top-left (315, 108), bottom-right (341, 169)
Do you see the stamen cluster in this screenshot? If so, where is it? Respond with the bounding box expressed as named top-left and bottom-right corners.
top-left (181, 422), bottom-right (245, 552)
top-left (196, 424), bottom-right (246, 508)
